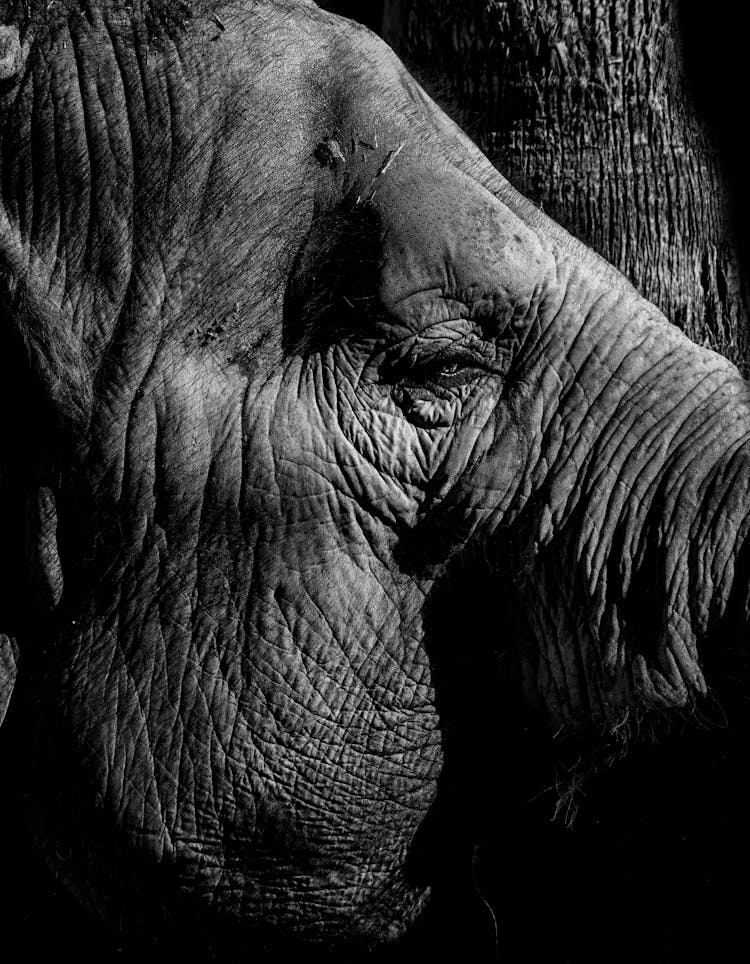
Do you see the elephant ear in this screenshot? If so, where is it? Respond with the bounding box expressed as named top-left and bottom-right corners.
top-left (0, 634), bottom-right (17, 727)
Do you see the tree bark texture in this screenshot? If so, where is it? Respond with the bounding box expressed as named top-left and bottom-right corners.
top-left (380, 0), bottom-right (748, 372)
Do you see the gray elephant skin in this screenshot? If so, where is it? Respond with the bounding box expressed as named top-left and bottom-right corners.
top-left (0, 0), bottom-right (749, 958)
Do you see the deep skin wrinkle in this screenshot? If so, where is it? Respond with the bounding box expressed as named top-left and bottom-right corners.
top-left (1, 0), bottom-right (750, 952)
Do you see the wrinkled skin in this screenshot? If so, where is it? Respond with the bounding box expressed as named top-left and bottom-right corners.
top-left (1, 0), bottom-right (749, 953)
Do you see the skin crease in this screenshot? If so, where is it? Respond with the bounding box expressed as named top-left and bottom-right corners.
top-left (0, 0), bottom-right (749, 954)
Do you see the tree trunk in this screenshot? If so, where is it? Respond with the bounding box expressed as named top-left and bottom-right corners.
top-left (379, 0), bottom-right (748, 372)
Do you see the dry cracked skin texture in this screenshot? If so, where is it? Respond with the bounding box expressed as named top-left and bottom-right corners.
top-left (0, 0), bottom-right (749, 959)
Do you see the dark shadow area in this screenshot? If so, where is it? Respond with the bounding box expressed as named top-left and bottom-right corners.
top-left (393, 529), bottom-right (750, 964)
top-left (0, 323), bottom-right (46, 637)
top-left (282, 196), bottom-right (384, 356)
top-left (3, 434), bottom-right (750, 964)
top-left (678, 1), bottom-right (750, 294)
top-left (317, 1), bottom-right (385, 34)
top-left (4, 678), bottom-right (750, 964)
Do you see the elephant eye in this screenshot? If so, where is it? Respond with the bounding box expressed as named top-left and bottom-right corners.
top-left (378, 342), bottom-right (502, 394)
top-left (414, 359), bottom-right (481, 388)
top-left (400, 344), bottom-right (497, 390)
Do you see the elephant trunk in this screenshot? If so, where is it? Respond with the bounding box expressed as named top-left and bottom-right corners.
top-left (367, 134), bottom-right (750, 738)
top-left (494, 254), bottom-right (750, 737)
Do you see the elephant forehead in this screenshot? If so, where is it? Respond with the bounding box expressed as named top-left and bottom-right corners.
top-left (375, 160), bottom-right (554, 322)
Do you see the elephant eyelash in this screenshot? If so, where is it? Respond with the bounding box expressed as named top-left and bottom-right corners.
top-left (407, 358), bottom-right (483, 389)
top-left (394, 346), bottom-right (497, 390)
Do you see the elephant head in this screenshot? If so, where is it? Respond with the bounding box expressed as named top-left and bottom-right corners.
top-left (1, 0), bottom-right (748, 954)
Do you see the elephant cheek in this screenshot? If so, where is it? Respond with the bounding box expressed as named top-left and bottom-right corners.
top-left (432, 399), bottom-right (531, 526)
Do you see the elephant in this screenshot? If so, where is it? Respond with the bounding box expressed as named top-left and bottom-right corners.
top-left (1, 0), bottom-right (749, 958)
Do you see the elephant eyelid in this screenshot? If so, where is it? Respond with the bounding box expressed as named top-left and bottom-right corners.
top-left (381, 345), bottom-right (498, 390)
top-left (415, 366), bottom-right (483, 389)
top-left (407, 345), bottom-right (493, 376)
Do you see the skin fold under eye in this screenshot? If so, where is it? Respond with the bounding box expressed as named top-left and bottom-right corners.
top-left (379, 342), bottom-right (506, 429)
